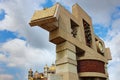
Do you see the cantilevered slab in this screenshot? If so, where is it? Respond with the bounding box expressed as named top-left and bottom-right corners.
top-left (29, 4), bottom-right (60, 31)
top-left (105, 48), bottom-right (112, 60)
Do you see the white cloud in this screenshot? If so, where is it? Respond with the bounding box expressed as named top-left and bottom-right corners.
top-left (0, 0), bottom-right (56, 79)
top-left (0, 38), bottom-right (55, 68)
top-left (105, 35), bottom-right (120, 80)
top-left (105, 18), bottom-right (120, 80)
top-left (107, 19), bottom-right (120, 38)
top-left (105, 19), bottom-right (120, 59)
top-left (105, 35), bottom-right (120, 61)
top-left (0, 74), bottom-right (14, 80)
top-left (0, 0), bottom-right (46, 31)
top-left (0, 54), bottom-right (8, 62)
top-left (108, 62), bottom-right (120, 80)
top-left (0, 0), bottom-right (55, 50)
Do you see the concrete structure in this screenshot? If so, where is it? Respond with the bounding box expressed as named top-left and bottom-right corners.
top-left (29, 3), bottom-right (112, 80)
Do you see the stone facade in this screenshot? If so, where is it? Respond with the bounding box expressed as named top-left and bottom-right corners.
top-left (29, 3), bottom-right (112, 80)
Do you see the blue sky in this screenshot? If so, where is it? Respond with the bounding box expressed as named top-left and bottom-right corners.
top-left (0, 9), bottom-right (6, 21)
top-left (0, 0), bottom-right (120, 80)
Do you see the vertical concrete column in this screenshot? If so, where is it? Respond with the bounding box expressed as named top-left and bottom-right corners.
top-left (56, 41), bottom-right (79, 80)
top-left (72, 4), bottom-right (97, 51)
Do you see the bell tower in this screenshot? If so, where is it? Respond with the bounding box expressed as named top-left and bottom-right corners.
top-left (44, 64), bottom-right (49, 78)
top-left (28, 69), bottom-right (33, 80)
top-left (29, 3), bottom-right (112, 80)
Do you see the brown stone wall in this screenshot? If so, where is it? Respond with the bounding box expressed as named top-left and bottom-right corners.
top-left (41, 78), bottom-right (47, 80)
top-left (77, 60), bottom-right (105, 73)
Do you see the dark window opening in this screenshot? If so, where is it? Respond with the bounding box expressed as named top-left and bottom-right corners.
top-left (76, 46), bottom-right (85, 57)
top-left (70, 19), bottom-right (78, 38)
top-left (83, 19), bottom-right (92, 47)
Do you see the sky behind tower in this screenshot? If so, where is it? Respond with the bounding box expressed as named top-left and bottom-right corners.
top-left (0, 0), bottom-right (120, 80)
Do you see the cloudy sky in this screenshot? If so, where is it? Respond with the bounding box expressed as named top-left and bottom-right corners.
top-left (0, 0), bottom-right (120, 80)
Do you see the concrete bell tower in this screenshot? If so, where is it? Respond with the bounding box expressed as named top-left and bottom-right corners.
top-left (29, 3), bottom-right (112, 80)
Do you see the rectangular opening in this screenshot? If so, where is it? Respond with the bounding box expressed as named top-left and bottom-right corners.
top-left (83, 19), bottom-right (92, 48)
top-left (76, 46), bottom-right (85, 57)
top-left (70, 19), bottom-right (78, 38)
